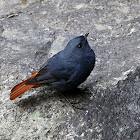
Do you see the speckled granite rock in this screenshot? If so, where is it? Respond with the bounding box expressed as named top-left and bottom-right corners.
top-left (0, 0), bottom-right (140, 139)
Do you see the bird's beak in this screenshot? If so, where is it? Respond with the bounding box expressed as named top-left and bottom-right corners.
top-left (84, 33), bottom-right (89, 40)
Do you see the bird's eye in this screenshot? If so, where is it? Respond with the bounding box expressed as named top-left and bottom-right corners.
top-left (77, 44), bottom-right (82, 48)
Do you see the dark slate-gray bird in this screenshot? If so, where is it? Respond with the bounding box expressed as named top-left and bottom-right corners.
top-left (10, 33), bottom-right (95, 100)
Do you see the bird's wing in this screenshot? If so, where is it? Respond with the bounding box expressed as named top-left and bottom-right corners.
top-left (26, 54), bottom-right (75, 85)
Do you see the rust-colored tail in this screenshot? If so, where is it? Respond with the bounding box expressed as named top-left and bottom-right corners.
top-left (10, 71), bottom-right (41, 100)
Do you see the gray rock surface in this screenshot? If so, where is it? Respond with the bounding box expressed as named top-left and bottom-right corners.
top-left (0, 0), bottom-right (140, 139)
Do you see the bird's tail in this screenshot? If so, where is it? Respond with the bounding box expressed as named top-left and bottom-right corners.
top-left (10, 71), bottom-right (41, 100)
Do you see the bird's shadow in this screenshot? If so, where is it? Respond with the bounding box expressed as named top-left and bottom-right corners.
top-left (17, 87), bottom-right (92, 111)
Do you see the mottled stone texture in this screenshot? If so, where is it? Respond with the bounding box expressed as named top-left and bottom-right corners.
top-left (0, 0), bottom-right (140, 139)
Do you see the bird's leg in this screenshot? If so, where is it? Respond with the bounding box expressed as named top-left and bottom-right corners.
top-left (67, 91), bottom-right (86, 105)
top-left (59, 93), bottom-right (85, 111)
top-left (69, 101), bottom-right (81, 104)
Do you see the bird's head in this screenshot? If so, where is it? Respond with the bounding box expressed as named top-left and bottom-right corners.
top-left (64, 33), bottom-right (91, 55)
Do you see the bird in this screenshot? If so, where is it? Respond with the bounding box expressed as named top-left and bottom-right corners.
top-left (10, 33), bottom-right (95, 100)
